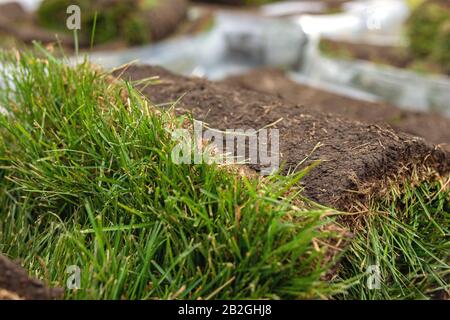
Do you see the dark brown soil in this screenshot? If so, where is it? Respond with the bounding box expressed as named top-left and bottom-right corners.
top-left (321, 0), bottom-right (350, 12)
top-left (320, 39), bottom-right (413, 68)
top-left (222, 68), bottom-right (450, 146)
top-left (0, 0), bottom-right (187, 50)
top-left (191, 0), bottom-right (251, 6)
top-left (319, 39), bottom-right (450, 76)
top-left (0, 255), bottom-right (62, 300)
top-left (115, 65), bottom-right (450, 210)
top-left (192, 0), bottom-right (348, 10)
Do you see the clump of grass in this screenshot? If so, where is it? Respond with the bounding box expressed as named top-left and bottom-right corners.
top-left (336, 181), bottom-right (449, 299)
top-left (0, 48), bottom-right (349, 299)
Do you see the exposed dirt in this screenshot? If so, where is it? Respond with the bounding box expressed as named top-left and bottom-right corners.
top-left (320, 0), bottom-right (350, 13)
top-left (0, 254), bottom-right (62, 300)
top-left (222, 68), bottom-right (450, 146)
top-left (115, 65), bottom-right (450, 210)
top-left (319, 39), bottom-right (450, 76)
top-left (191, 0), bottom-right (252, 6)
top-left (192, 0), bottom-right (349, 15)
top-left (0, 0), bottom-right (187, 50)
top-left (320, 39), bottom-right (413, 68)
top-left (192, 0), bottom-right (349, 10)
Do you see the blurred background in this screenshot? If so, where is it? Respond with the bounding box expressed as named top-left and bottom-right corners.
top-left (0, 0), bottom-right (449, 117)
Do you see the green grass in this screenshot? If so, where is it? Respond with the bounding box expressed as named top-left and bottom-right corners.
top-left (0, 48), bottom-right (350, 299)
top-left (337, 182), bottom-right (449, 299)
top-left (0, 47), bottom-right (448, 300)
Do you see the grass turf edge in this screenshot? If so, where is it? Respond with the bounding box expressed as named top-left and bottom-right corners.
top-left (0, 48), bottom-right (351, 299)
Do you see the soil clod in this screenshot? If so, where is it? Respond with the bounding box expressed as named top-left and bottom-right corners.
top-left (222, 68), bottom-right (450, 146)
top-left (0, 255), bottom-right (63, 300)
top-left (116, 65), bottom-right (450, 210)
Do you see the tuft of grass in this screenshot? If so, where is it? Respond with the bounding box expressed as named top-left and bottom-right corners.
top-left (336, 181), bottom-right (449, 299)
top-left (0, 48), bottom-right (349, 299)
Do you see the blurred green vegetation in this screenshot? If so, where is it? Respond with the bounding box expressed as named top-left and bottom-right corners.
top-left (405, 0), bottom-right (426, 10)
top-left (434, 21), bottom-right (450, 72)
top-left (37, 0), bottom-right (157, 45)
top-left (407, 0), bottom-right (450, 73)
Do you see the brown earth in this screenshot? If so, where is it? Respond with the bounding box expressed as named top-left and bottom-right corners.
top-left (222, 68), bottom-right (450, 146)
top-left (192, 0), bottom-right (348, 9)
top-left (114, 64), bottom-right (450, 211)
top-left (0, 254), bottom-right (62, 300)
top-left (0, 0), bottom-right (187, 50)
top-left (320, 39), bottom-right (413, 68)
top-left (319, 39), bottom-right (450, 76)
top-left (191, 0), bottom-right (252, 6)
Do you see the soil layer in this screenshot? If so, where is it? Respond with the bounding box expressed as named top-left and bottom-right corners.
top-left (0, 255), bottom-right (62, 300)
top-left (319, 39), bottom-right (450, 76)
top-left (115, 65), bottom-right (450, 210)
top-left (192, 0), bottom-right (348, 10)
top-left (222, 68), bottom-right (450, 146)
